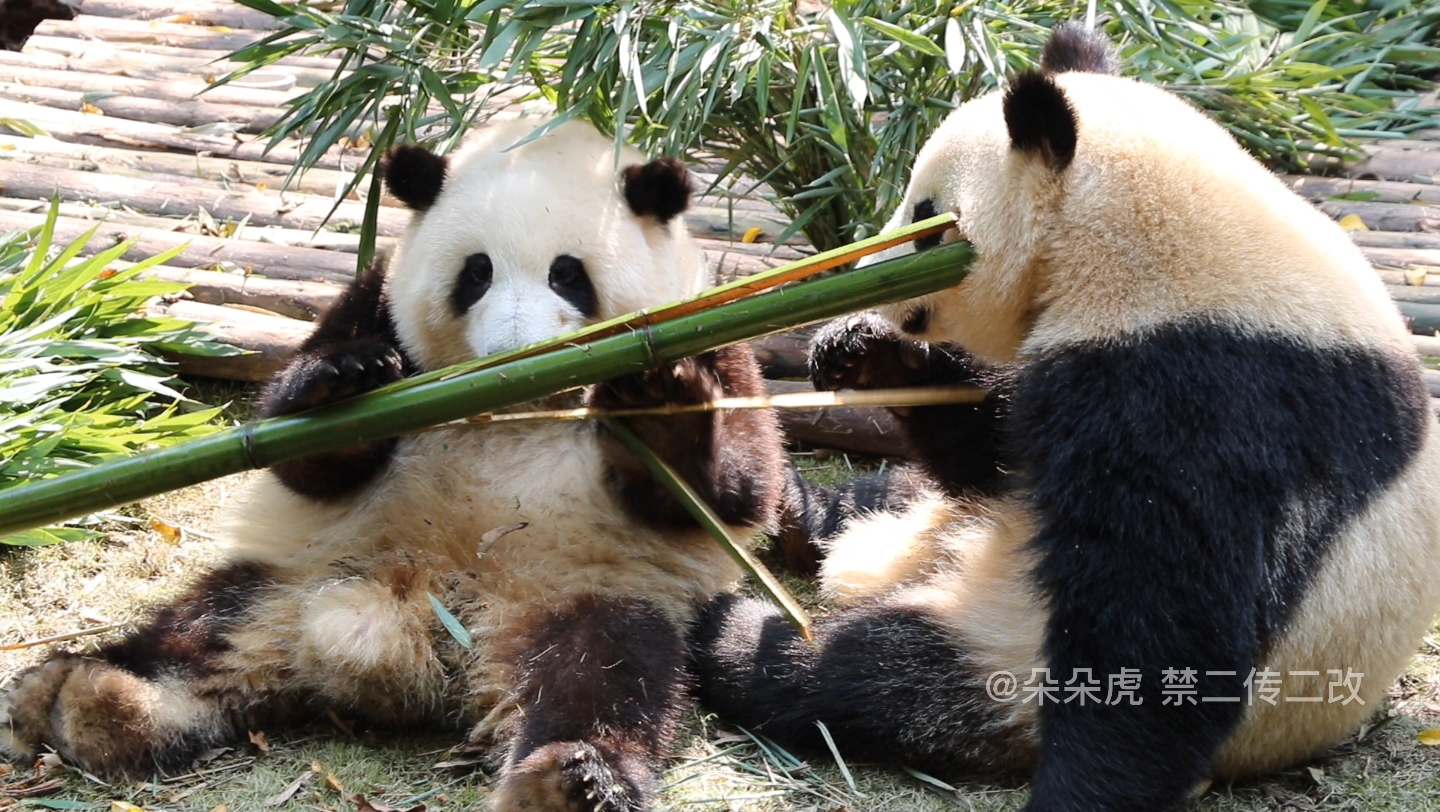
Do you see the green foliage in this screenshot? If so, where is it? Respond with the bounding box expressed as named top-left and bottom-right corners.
top-left (227, 0), bottom-right (1438, 252)
top-left (0, 203), bottom-right (234, 546)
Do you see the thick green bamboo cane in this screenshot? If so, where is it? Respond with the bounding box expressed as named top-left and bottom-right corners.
top-left (0, 241), bottom-right (974, 539)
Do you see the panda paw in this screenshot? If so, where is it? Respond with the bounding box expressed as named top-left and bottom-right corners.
top-left (493, 741), bottom-right (649, 812)
top-left (809, 312), bottom-right (929, 392)
top-left (592, 355), bottom-right (722, 411)
top-left (261, 337), bottom-right (406, 418)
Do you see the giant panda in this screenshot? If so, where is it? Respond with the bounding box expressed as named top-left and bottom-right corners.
top-left (0, 118), bottom-right (787, 812)
top-left (691, 24), bottom-right (1440, 812)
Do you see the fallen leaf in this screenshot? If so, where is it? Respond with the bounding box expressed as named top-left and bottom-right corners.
top-left (478, 522), bottom-right (526, 554)
top-left (1338, 213), bottom-right (1369, 232)
top-left (208, 806), bottom-right (228, 812)
top-left (325, 773), bottom-right (345, 792)
top-left (149, 518), bottom-right (182, 544)
top-left (111, 803), bottom-right (146, 812)
top-left (1405, 266), bottom-right (1429, 287)
top-left (79, 103), bottom-right (103, 115)
top-left (741, 226), bottom-right (764, 244)
top-left (0, 143), bottom-right (13, 151)
top-left (248, 730), bottom-right (271, 754)
top-left (264, 771), bottom-right (313, 806)
top-left (1306, 765), bottom-right (1324, 784)
top-left (431, 759), bottom-right (483, 770)
top-left (346, 793), bottom-right (425, 812)
top-left (192, 746), bottom-right (230, 766)
top-left (257, 181), bottom-right (268, 193)
top-left (1418, 728), bottom-right (1440, 746)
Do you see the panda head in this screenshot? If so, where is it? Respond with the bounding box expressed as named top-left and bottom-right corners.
top-left (863, 23), bottom-right (1288, 362)
top-left (381, 119), bottom-right (708, 370)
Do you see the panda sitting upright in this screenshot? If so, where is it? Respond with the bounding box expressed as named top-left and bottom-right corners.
top-left (1, 119), bottom-right (787, 812)
top-left (692, 25), bottom-right (1440, 812)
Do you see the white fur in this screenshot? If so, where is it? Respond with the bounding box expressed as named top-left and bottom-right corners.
top-left (386, 119), bottom-right (710, 369)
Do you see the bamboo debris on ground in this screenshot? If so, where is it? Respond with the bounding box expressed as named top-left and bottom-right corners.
top-left (0, 62), bottom-right (302, 107)
top-left (34, 14), bottom-right (268, 52)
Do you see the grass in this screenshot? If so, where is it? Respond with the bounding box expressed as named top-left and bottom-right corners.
top-left (0, 411), bottom-right (1437, 811)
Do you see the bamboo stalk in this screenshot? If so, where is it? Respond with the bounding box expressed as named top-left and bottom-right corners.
top-left (0, 234), bottom-right (972, 539)
top-left (455, 386), bottom-right (986, 426)
top-left (601, 418), bottom-right (813, 640)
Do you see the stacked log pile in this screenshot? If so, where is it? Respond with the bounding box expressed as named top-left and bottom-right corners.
top-left (0, 1), bottom-right (1438, 456)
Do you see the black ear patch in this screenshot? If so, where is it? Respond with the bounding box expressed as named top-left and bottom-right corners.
top-left (383, 145), bottom-right (449, 211)
top-left (1003, 71), bottom-right (1079, 173)
top-left (1041, 22), bottom-right (1120, 75)
top-left (622, 158), bottom-right (693, 224)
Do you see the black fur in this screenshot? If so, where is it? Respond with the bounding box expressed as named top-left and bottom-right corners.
top-left (691, 596), bottom-right (1031, 776)
top-left (98, 561), bottom-right (277, 680)
top-left (383, 144), bottom-right (449, 211)
top-left (549, 254), bottom-right (599, 318)
top-left (1040, 22), bottom-right (1120, 76)
top-left (451, 252), bottom-right (494, 315)
top-left (1014, 322), bottom-right (1428, 810)
top-left (809, 313), bottom-right (1014, 496)
top-left (912, 199), bottom-right (944, 251)
top-left (591, 344), bottom-right (786, 531)
top-left (503, 594), bottom-right (688, 812)
top-left (622, 158), bottom-right (692, 224)
top-left (771, 465), bottom-right (930, 575)
top-left (1003, 72), bottom-right (1079, 172)
top-left (260, 264), bottom-right (415, 500)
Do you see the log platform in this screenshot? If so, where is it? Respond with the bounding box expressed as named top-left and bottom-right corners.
top-left (2, 0), bottom-right (1438, 454)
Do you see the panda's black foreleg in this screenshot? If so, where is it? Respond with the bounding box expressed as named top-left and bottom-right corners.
top-left (590, 343), bottom-right (786, 531)
top-left (808, 312), bottom-right (1014, 496)
top-left (689, 594), bottom-right (1031, 779)
top-left (259, 264), bottom-right (413, 500)
top-left (493, 595), bottom-right (688, 812)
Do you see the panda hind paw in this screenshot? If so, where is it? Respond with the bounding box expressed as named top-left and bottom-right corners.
top-left (809, 312), bottom-right (928, 392)
top-left (263, 337), bottom-right (405, 417)
top-left (495, 741), bottom-right (649, 812)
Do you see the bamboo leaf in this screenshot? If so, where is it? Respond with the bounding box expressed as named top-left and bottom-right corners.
top-left (428, 592), bottom-right (473, 649)
top-left (601, 418), bottom-right (812, 641)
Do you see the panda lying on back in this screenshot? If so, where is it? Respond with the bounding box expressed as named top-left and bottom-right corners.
top-left (693, 25), bottom-right (1440, 812)
top-left (1, 119), bottom-right (786, 812)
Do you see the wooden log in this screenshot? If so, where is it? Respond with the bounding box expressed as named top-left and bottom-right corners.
top-left (1363, 246), bottom-right (1440, 269)
top-left (1387, 284), bottom-right (1440, 306)
top-left (0, 81), bottom-right (286, 133)
top-left (151, 299), bottom-right (310, 382)
top-left (0, 62), bottom-right (301, 108)
top-left (1399, 301), bottom-right (1440, 336)
top-left (1287, 175), bottom-right (1440, 206)
top-left (0, 97), bottom-right (351, 170)
top-left (1350, 231), bottom-right (1440, 250)
top-left (19, 36), bottom-right (341, 88)
top-left (750, 328), bottom-right (814, 380)
top-left (768, 379), bottom-right (903, 457)
top-left (0, 195), bottom-right (380, 256)
top-left (1318, 200), bottom-right (1440, 232)
top-left (0, 208), bottom-right (358, 280)
top-left (1335, 147), bottom-right (1440, 184)
top-left (1413, 334), bottom-right (1440, 358)
top-left (0, 159), bottom-right (410, 235)
top-left (75, 0), bottom-right (285, 29)
top-left (130, 262), bottom-right (343, 321)
top-left (1377, 269), bottom-right (1440, 288)
top-left (0, 134), bottom-right (356, 199)
top-left (1425, 368), bottom-right (1440, 399)
top-left (35, 14), bottom-right (266, 52)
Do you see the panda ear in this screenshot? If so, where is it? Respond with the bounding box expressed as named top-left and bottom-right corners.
top-left (1041, 22), bottom-right (1120, 75)
top-left (1003, 71), bottom-right (1078, 173)
top-left (622, 158), bottom-right (692, 224)
top-left (383, 145), bottom-right (449, 211)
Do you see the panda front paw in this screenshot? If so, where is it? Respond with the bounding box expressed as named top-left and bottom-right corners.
top-left (261, 337), bottom-right (406, 418)
top-left (493, 741), bottom-right (649, 812)
top-left (809, 312), bottom-right (929, 392)
top-left (591, 355), bottom-right (722, 411)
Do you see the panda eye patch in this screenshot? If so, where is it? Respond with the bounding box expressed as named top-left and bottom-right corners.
top-left (451, 252), bottom-right (493, 315)
top-left (548, 255), bottom-right (598, 318)
top-left (913, 199), bottom-right (943, 251)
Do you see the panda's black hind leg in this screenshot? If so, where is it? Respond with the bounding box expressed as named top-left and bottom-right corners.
top-left (690, 594), bottom-right (1033, 779)
top-left (491, 595), bottom-right (687, 812)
